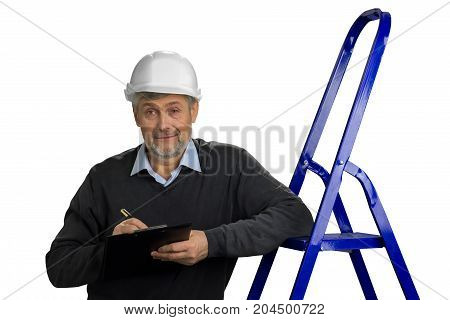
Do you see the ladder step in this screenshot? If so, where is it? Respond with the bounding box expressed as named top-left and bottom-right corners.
top-left (281, 232), bottom-right (385, 251)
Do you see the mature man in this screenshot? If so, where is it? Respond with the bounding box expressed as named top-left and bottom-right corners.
top-left (45, 51), bottom-right (314, 299)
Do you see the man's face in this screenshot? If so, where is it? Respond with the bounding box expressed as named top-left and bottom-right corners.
top-left (134, 94), bottom-right (198, 160)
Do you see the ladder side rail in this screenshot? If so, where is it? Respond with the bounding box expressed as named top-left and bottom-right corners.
top-left (344, 161), bottom-right (420, 299)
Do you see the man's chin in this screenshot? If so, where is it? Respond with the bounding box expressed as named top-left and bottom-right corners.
top-left (155, 143), bottom-right (178, 152)
top-left (149, 144), bottom-right (183, 159)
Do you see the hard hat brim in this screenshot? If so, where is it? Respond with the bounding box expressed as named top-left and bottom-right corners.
top-left (124, 83), bottom-right (202, 102)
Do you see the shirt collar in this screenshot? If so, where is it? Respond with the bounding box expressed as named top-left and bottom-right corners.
top-left (130, 138), bottom-right (202, 176)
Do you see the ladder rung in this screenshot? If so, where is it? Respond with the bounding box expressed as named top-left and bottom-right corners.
top-left (281, 232), bottom-right (385, 251)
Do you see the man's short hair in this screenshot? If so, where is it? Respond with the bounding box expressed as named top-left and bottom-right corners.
top-left (132, 92), bottom-right (196, 112)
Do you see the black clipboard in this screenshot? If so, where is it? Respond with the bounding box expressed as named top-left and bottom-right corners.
top-left (101, 222), bottom-right (192, 281)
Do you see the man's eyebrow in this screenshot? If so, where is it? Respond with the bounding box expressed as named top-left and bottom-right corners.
top-left (142, 101), bottom-right (182, 107)
top-left (165, 101), bottom-right (182, 107)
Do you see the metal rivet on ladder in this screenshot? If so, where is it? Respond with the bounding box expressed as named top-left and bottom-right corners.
top-left (303, 160), bottom-right (309, 166)
top-left (338, 160), bottom-right (344, 165)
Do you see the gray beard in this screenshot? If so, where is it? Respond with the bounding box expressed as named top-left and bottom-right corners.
top-left (147, 135), bottom-right (187, 160)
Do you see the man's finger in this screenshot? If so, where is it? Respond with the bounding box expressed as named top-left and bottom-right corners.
top-left (124, 218), bottom-right (148, 229)
top-left (158, 241), bottom-right (190, 253)
top-left (152, 251), bottom-right (191, 261)
top-left (122, 224), bottom-right (139, 234)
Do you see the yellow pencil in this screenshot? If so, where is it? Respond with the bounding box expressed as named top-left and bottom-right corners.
top-left (120, 208), bottom-right (132, 218)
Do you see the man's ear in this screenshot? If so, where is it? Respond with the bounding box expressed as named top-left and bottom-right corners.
top-left (133, 107), bottom-right (141, 127)
top-left (190, 100), bottom-right (199, 123)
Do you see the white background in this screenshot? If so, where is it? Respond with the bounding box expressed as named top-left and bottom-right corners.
top-left (0, 0), bottom-right (449, 318)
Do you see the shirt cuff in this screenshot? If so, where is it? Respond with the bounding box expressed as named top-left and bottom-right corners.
top-left (203, 227), bottom-right (225, 258)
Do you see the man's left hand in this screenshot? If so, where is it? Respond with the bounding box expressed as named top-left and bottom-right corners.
top-left (151, 230), bottom-right (208, 266)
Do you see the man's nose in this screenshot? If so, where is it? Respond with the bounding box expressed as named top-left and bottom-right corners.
top-left (156, 113), bottom-right (171, 131)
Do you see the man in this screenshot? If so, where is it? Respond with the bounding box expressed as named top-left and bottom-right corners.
top-left (45, 51), bottom-right (314, 299)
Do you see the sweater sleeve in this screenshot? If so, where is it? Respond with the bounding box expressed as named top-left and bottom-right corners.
top-left (204, 148), bottom-right (314, 258)
top-left (45, 167), bottom-right (106, 288)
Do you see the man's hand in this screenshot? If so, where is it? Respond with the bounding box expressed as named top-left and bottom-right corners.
top-left (112, 218), bottom-right (148, 235)
top-left (151, 230), bottom-right (208, 266)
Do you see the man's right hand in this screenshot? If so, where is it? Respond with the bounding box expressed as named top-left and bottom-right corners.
top-left (112, 218), bottom-right (148, 235)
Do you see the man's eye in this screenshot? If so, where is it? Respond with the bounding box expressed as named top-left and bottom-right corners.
top-left (170, 109), bottom-right (180, 113)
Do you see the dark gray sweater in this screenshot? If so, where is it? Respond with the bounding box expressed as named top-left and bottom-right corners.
top-left (45, 138), bottom-right (314, 299)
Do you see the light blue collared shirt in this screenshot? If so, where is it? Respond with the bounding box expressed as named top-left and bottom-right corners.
top-left (130, 138), bottom-right (202, 187)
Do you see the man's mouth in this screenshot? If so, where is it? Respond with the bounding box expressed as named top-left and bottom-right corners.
top-left (154, 134), bottom-right (178, 140)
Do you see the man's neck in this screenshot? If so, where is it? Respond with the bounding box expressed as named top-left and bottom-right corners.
top-left (147, 150), bottom-right (184, 181)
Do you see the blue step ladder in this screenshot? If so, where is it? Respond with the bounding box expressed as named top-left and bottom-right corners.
top-left (247, 8), bottom-right (419, 300)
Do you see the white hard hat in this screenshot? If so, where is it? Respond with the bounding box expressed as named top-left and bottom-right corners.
top-left (124, 50), bottom-right (202, 102)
